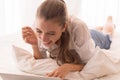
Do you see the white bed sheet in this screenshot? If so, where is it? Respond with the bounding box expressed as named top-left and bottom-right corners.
top-left (0, 30), bottom-right (120, 80)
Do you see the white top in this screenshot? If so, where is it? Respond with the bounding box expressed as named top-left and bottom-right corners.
top-left (38, 16), bottom-right (97, 63)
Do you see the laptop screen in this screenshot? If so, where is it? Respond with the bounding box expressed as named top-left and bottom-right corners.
top-left (0, 73), bottom-right (61, 80)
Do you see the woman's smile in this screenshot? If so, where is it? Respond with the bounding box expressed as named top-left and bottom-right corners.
top-left (43, 41), bottom-right (52, 46)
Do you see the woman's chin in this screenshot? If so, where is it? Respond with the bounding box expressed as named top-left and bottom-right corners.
top-left (44, 44), bottom-right (50, 48)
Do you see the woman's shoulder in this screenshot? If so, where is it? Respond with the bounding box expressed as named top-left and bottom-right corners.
top-left (68, 15), bottom-right (89, 34)
top-left (68, 15), bottom-right (88, 30)
top-left (69, 16), bottom-right (86, 24)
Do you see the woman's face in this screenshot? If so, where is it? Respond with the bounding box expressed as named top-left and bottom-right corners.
top-left (35, 18), bottom-right (66, 48)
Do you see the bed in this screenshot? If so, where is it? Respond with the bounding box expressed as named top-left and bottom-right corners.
top-left (0, 30), bottom-right (120, 80)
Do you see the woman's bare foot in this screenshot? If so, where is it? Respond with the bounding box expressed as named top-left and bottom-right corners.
top-left (102, 16), bottom-right (115, 37)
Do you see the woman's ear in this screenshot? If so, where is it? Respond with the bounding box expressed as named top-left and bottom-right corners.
top-left (62, 23), bottom-right (67, 32)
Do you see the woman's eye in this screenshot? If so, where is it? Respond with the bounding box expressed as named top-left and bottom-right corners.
top-left (36, 29), bottom-right (42, 33)
top-left (47, 33), bottom-right (55, 35)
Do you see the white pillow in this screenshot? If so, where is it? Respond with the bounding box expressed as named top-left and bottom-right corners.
top-left (79, 49), bottom-right (120, 80)
top-left (12, 45), bottom-right (59, 76)
top-left (12, 45), bottom-right (120, 80)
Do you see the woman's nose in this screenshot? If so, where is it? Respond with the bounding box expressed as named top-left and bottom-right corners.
top-left (39, 34), bottom-right (49, 42)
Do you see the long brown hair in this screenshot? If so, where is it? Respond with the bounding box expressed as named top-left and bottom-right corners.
top-left (36, 0), bottom-right (82, 65)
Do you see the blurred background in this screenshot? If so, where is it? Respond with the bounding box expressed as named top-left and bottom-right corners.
top-left (0, 0), bottom-right (120, 36)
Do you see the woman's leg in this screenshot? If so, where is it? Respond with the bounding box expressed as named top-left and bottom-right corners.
top-left (90, 29), bottom-right (112, 49)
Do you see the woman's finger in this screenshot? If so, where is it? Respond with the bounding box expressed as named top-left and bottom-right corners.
top-left (24, 35), bottom-right (32, 43)
top-left (22, 27), bottom-right (34, 37)
top-left (52, 71), bottom-right (61, 77)
top-left (57, 74), bottom-right (63, 79)
top-left (46, 71), bottom-right (55, 77)
top-left (22, 32), bottom-right (32, 39)
top-left (22, 28), bottom-right (33, 34)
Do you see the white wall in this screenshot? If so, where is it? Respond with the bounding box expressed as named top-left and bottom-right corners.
top-left (0, 0), bottom-right (44, 36)
top-left (0, 0), bottom-right (120, 36)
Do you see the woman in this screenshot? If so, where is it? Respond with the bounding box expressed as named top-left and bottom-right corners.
top-left (22, 0), bottom-right (96, 79)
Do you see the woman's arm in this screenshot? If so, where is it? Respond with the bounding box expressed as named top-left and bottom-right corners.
top-left (47, 63), bottom-right (85, 79)
top-left (65, 63), bottom-right (85, 72)
top-left (22, 26), bottom-right (43, 59)
top-left (32, 45), bottom-right (43, 59)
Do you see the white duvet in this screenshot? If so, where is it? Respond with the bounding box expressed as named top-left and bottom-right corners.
top-left (12, 45), bottom-right (120, 80)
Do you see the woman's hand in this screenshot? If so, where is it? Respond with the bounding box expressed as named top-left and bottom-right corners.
top-left (46, 63), bottom-right (84, 79)
top-left (22, 26), bottom-right (38, 46)
top-left (46, 64), bottom-right (71, 79)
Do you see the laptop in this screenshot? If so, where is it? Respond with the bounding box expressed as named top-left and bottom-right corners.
top-left (0, 73), bottom-right (61, 80)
